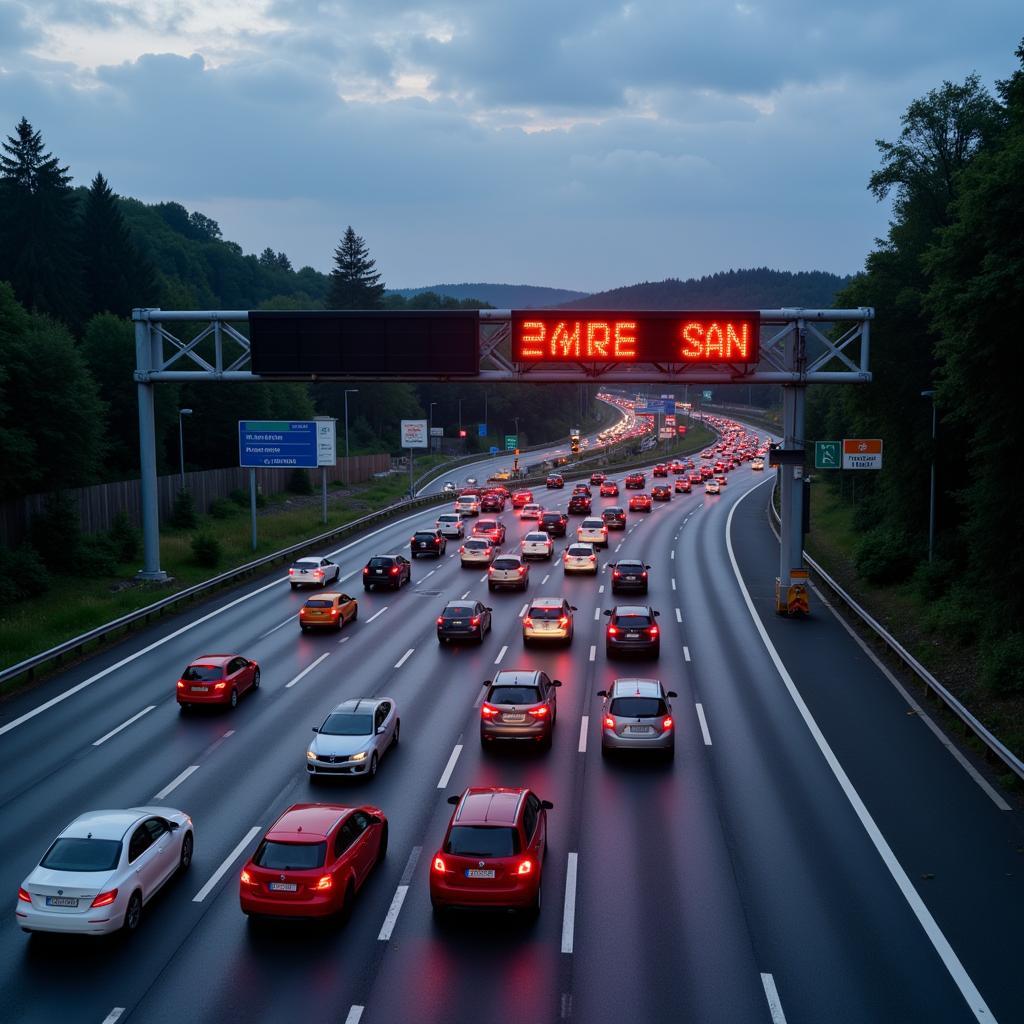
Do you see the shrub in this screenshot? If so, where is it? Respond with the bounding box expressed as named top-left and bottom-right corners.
top-left (30, 491), bottom-right (81, 569)
top-left (0, 543), bottom-right (51, 601)
top-left (209, 498), bottom-right (238, 519)
top-left (854, 526), bottom-right (918, 585)
top-left (191, 533), bottom-right (222, 568)
top-left (911, 555), bottom-right (957, 602)
top-left (77, 534), bottom-right (119, 577)
top-left (287, 468), bottom-right (314, 495)
top-left (108, 511), bottom-right (140, 563)
top-left (228, 488), bottom-right (249, 507)
top-left (980, 631), bottom-right (1024, 696)
top-left (171, 488), bottom-right (198, 529)
top-left (920, 589), bottom-right (982, 647)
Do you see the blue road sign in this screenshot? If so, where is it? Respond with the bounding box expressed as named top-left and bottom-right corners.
top-left (479, 423), bottom-right (487, 437)
top-left (489, 446), bottom-right (499, 455)
top-left (239, 420), bottom-right (318, 468)
top-left (637, 399), bottom-right (675, 415)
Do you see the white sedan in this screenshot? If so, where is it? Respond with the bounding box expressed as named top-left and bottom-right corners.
top-left (521, 531), bottom-right (554, 560)
top-left (563, 543), bottom-right (599, 575)
top-left (520, 503), bottom-right (543, 520)
top-left (17, 807), bottom-right (194, 936)
top-left (288, 556), bottom-right (341, 589)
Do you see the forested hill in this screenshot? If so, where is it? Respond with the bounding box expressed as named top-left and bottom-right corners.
top-left (560, 268), bottom-right (851, 310)
top-left (387, 283), bottom-right (587, 307)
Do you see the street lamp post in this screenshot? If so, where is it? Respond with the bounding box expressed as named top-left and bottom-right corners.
top-left (344, 389), bottom-right (359, 485)
top-left (458, 399), bottom-right (462, 433)
top-left (922, 389), bottom-right (937, 562)
top-left (177, 408), bottom-right (193, 490)
top-left (428, 401), bottom-right (437, 453)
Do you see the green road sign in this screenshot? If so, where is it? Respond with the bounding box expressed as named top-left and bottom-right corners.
top-left (815, 441), bottom-right (841, 469)
top-left (504, 434), bottom-right (518, 451)
top-left (702, 390), bottom-right (712, 401)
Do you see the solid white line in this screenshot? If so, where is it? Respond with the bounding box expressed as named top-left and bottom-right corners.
top-left (495, 645), bottom-right (508, 665)
top-left (285, 652), bottom-right (331, 688)
top-left (366, 606), bottom-right (389, 624)
top-left (258, 614), bottom-right (297, 639)
top-left (343, 1007), bottom-right (365, 1024)
top-left (593, 608), bottom-right (600, 621)
top-left (578, 716), bottom-right (588, 753)
top-left (93, 705), bottom-right (155, 746)
top-left (377, 885), bottom-right (409, 941)
top-left (683, 646), bottom-right (691, 662)
top-left (394, 648), bottom-right (414, 669)
top-left (100, 1010), bottom-right (125, 1024)
top-left (675, 608), bottom-right (682, 623)
top-left (671, 578), bottom-right (676, 591)
top-left (589, 645), bottom-right (596, 662)
top-left (519, 603), bottom-right (528, 618)
top-left (695, 703), bottom-right (712, 746)
top-left (154, 764), bottom-right (199, 801)
top-left (460, 590), bottom-right (471, 599)
top-left (193, 826), bottom-right (262, 903)
top-left (760, 974), bottom-right (788, 1024)
top-left (726, 488), bottom-right (998, 1024)
top-left (561, 852), bottom-right (578, 954)
top-left (542, 574), bottom-right (550, 584)
top-left (436, 743), bottom-right (463, 789)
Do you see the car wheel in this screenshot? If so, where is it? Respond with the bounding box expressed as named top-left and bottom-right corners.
top-left (527, 882), bottom-right (542, 920)
top-left (351, 605), bottom-right (358, 621)
top-left (368, 752), bottom-right (379, 778)
top-left (321, 577), bottom-right (328, 588)
top-left (336, 615), bottom-right (343, 631)
top-left (229, 687), bottom-right (238, 709)
top-left (523, 637), bottom-right (531, 648)
top-left (488, 583), bottom-right (495, 592)
top-left (178, 831), bottom-right (194, 872)
top-left (392, 720), bottom-right (400, 747)
top-left (123, 890), bottom-right (142, 933)
top-left (376, 822), bottom-right (389, 864)
top-left (664, 744), bottom-right (675, 763)
top-left (179, 703), bottom-right (190, 713)
top-left (606, 647), bottom-right (615, 659)
top-left (290, 582), bottom-right (297, 590)
top-left (252, 668), bottom-right (260, 690)
top-left (364, 584), bottom-right (372, 591)
top-left (339, 881), bottom-right (356, 924)
top-left (301, 623), bottom-right (309, 632)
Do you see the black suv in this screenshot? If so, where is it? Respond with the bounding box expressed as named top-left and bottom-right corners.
top-left (609, 560), bottom-right (650, 594)
top-left (411, 530), bottom-right (446, 558)
top-left (604, 605), bottom-right (661, 658)
top-left (602, 507), bottom-right (627, 530)
top-left (540, 511), bottom-right (568, 536)
top-left (567, 494), bottom-right (592, 515)
top-left (363, 554), bottom-right (412, 590)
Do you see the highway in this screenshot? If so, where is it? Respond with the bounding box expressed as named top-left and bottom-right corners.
top-left (0, 418), bottom-right (1021, 1024)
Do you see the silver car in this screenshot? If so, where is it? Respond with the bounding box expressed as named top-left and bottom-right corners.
top-left (307, 697), bottom-right (399, 779)
top-left (437, 512), bottom-right (465, 538)
top-left (521, 531), bottom-right (554, 560)
top-left (597, 679), bottom-right (677, 760)
top-left (488, 554), bottom-right (529, 591)
top-left (563, 542), bottom-right (598, 575)
top-left (460, 537), bottom-right (495, 567)
top-left (289, 556), bottom-right (341, 589)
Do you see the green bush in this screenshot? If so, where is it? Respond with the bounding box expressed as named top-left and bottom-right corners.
top-left (0, 543), bottom-right (51, 601)
top-left (191, 533), bottom-right (222, 568)
top-left (854, 526), bottom-right (918, 585)
top-left (208, 498), bottom-right (238, 519)
top-left (30, 492), bottom-right (81, 569)
top-left (920, 589), bottom-right (982, 647)
top-left (911, 555), bottom-right (957, 602)
top-left (228, 488), bottom-right (249, 507)
top-left (77, 534), bottom-right (118, 577)
top-left (108, 511), bottom-right (140, 563)
top-left (287, 468), bottom-right (314, 494)
top-left (171, 488), bottom-right (198, 529)
top-left (980, 631), bottom-right (1024, 695)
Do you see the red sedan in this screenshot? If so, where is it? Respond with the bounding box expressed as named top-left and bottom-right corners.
top-left (511, 490), bottom-right (534, 509)
top-left (430, 787), bottom-right (551, 916)
top-left (599, 480), bottom-right (619, 496)
top-left (240, 804), bottom-right (387, 920)
top-left (177, 654), bottom-right (260, 711)
top-left (629, 493), bottom-right (653, 513)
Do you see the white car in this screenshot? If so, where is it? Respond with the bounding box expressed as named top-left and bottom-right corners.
top-left (521, 531), bottom-right (554, 560)
top-left (488, 554), bottom-right (529, 591)
top-left (751, 459), bottom-right (764, 471)
top-left (307, 697), bottom-right (399, 779)
top-left (436, 513), bottom-right (465, 538)
top-left (564, 542), bottom-right (599, 575)
top-left (520, 503), bottom-right (543, 520)
top-left (442, 481), bottom-right (457, 495)
top-left (577, 517), bottom-right (609, 548)
top-left (455, 495), bottom-right (480, 516)
top-left (17, 808), bottom-right (194, 936)
top-left (460, 538), bottom-right (495, 567)
top-left (705, 479), bottom-right (721, 495)
top-left (288, 556), bottom-right (341, 589)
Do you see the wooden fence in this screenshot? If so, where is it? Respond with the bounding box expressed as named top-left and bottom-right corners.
top-left (0, 454), bottom-right (391, 548)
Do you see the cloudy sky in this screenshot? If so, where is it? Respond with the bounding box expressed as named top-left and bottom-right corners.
top-left (0, 1), bottom-right (1018, 291)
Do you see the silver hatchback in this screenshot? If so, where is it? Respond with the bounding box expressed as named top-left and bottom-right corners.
top-left (307, 697), bottom-right (399, 779)
top-left (488, 554), bottom-right (529, 591)
top-left (597, 679), bottom-right (677, 760)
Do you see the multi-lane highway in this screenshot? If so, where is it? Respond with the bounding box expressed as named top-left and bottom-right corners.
top-left (1, 417), bottom-right (1021, 1024)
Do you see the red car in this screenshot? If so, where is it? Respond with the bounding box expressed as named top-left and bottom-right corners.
top-left (688, 472), bottom-right (703, 486)
top-left (511, 490), bottom-right (534, 509)
top-left (629, 494), bottom-right (652, 513)
top-left (480, 492), bottom-right (506, 512)
top-left (675, 477), bottom-right (691, 493)
top-left (651, 485), bottom-right (672, 501)
top-left (240, 804), bottom-right (387, 920)
top-left (624, 472), bottom-right (646, 489)
top-left (177, 654), bottom-right (260, 711)
top-left (590, 472), bottom-right (606, 485)
top-left (652, 464), bottom-right (668, 477)
top-left (599, 480), bottom-right (619, 496)
top-left (545, 475), bottom-right (564, 489)
top-left (430, 787), bottom-right (552, 916)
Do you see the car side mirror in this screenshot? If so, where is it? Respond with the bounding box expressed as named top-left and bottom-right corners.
top-left (482, 679), bottom-right (492, 687)
top-left (552, 680), bottom-right (562, 687)
top-left (168, 820), bottom-right (180, 830)
top-left (653, 610), bottom-right (661, 616)
top-left (596, 689), bottom-right (607, 698)
top-left (446, 795), bottom-right (461, 806)
top-left (570, 606), bottom-right (577, 611)
top-left (645, 565), bottom-right (651, 570)
top-left (486, 607), bottom-right (493, 612)
top-left (541, 800), bottom-right (554, 810)
top-left (603, 609), bottom-right (612, 616)
top-left (377, 726), bottom-right (386, 735)
top-left (311, 726), bottom-right (319, 733)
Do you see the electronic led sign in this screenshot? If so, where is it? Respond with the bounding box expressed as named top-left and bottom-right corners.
top-left (511, 311), bottom-right (760, 365)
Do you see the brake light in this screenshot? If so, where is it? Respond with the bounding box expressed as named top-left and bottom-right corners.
top-left (315, 875), bottom-right (333, 891)
top-left (517, 859), bottom-right (534, 876)
top-left (589, 554), bottom-right (596, 561)
top-left (648, 626), bottom-right (659, 637)
top-left (641, 571), bottom-right (648, 578)
top-left (485, 547), bottom-right (492, 555)
top-left (558, 616), bottom-right (569, 627)
top-left (528, 706), bottom-right (548, 718)
top-left (518, 566), bottom-right (527, 575)
top-left (177, 680), bottom-right (185, 688)
top-left (315, 570), bottom-right (324, 578)
top-left (607, 625), bottom-right (618, 636)
top-left (17, 887), bottom-right (31, 903)
top-left (481, 703), bottom-right (498, 718)
top-left (433, 856), bottom-right (447, 873)
top-left (288, 568), bottom-right (295, 574)
top-left (330, 608), bottom-right (339, 616)
top-left (390, 566), bottom-right (399, 576)
top-left (91, 888), bottom-right (118, 908)
top-left (612, 570), bottom-right (621, 578)
top-left (363, 567), bottom-right (369, 574)
top-left (240, 870), bottom-right (253, 886)
top-left (603, 715), bottom-right (615, 730)
top-left (488, 566), bottom-right (495, 574)
top-left (662, 716), bottom-right (674, 731)
top-left (214, 682), bottom-right (226, 690)
top-left (437, 616), bottom-right (444, 626)
top-left (470, 616), bottom-right (481, 627)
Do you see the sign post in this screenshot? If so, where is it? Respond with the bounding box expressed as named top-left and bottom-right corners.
top-left (401, 419), bottom-right (428, 496)
top-left (814, 441), bottom-right (841, 470)
top-left (315, 417), bottom-right (337, 525)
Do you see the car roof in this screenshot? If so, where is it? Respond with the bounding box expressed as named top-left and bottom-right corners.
top-left (444, 601), bottom-right (477, 611)
top-left (493, 669), bottom-right (541, 685)
top-left (267, 804), bottom-right (352, 841)
top-left (293, 556), bottom-right (321, 564)
top-left (494, 553), bottom-right (523, 561)
top-left (328, 698), bottom-right (384, 715)
top-left (568, 542), bottom-right (594, 550)
top-left (613, 604), bottom-right (653, 615)
top-left (454, 787), bottom-right (527, 826)
top-left (311, 592), bottom-right (345, 600)
top-left (581, 517), bottom-right (604, 524)
top-left (62, 808), bottom-right (151, 840)
top-left (524, 531), bottom-right (548, 539)
top-left (611, 679), bottom-right (664, 698)
top-left (529, 597), bottom-right (565, 607)
top-left (369, 553), bottom-right (399, 560)
top-left (616, 558), bottom-right (645, 566)
top-left (188, 654), bottom-right (234, 665)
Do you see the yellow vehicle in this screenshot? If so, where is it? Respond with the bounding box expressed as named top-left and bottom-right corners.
top-left (490, 469), bottom-right (511, 481)
top-left (299, 592), bottom-right (358, 632)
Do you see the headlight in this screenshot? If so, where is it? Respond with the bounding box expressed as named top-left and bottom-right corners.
top-left (306, 749), bottom-right (317, 760)
top-left (349, 751), bottom-right (367, 762)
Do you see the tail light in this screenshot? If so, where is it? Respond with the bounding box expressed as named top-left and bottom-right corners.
top-left (330, 608), bottom-right (339, 616)
top-left (240, 870), bottom-right (253, 886)
top-left (488, 566), bottom-right (495, 574)
top-left (518, 566), bottom-right (527, 575)
top-left (481, 703), bottom-right (498, 718)
top-left (589, 554), bottom-right (597, 562)
top-left (485, 547), bottom-right (492, 555)
top-left (607, 625), bottom-right (618, 636)
top-left (390, 566), bottom-right (400, 576)
top-left (662, 716), bottom-right (674, 731)
top-left (641, 571), bottom-right (648, 578)
top-left (523, 617), bottom-right (534, 628)
top-left (612, 570), bottom-right (621, 578)
top-left (558, 616), bottom-right (569, 627)
top-left (648, 626), bottom-right (659, 637)
top-left (214, 682), bottom-right (226, 690)
top-left (527, 705), bottom-right (548, 718)
top-left (288, 568), bottom-right (295, 575)
top-left (432, 855), bottom-right (447, 874)
top-left (177, 680), bottom-right (185, 689)
top-left (470, 616), bottom-right (481, 627)
top-left (314, 570), bottom-right (324, 578)
top-left (517, 859), bottom-right (534, 876)
top-left (91, 888), bottom-right (118, 908)
top-left (315, 875), bottom-right (333, 891)
top-left (603, 715), bottom-right (615, 730)
top-left (17, 887), bottom-right (31, 903)
top-left (363, 566), bottom-right (369, 574)
top-left (437, 616), bottom-right (445, 626)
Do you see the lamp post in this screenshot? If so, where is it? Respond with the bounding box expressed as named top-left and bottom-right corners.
top-left (922, 389), bottom-right (937, 562)
top-left (428, 401), bottom-right (437, 453)
top-left (458, 399), bottom-right (462, 433)
top-left (177, 408), bottom-right (192, 490)
top-left (344, 389), bottom-right (359, 484)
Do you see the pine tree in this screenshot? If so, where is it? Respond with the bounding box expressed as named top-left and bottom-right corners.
top-left (326, 226), bottom-right (385, 309)
top-left (0, 117), bottom-right (84, 324)
top-left (80, 172), bottom-right (158, 318)
top-left (258, 247), bottom-right (278, 267)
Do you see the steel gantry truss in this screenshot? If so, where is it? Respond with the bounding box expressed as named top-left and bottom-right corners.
top-left (133, 306), bottom-right (873, 613)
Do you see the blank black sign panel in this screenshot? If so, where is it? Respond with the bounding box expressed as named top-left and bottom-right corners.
top-left (249, 311), bottom-right (480, 376)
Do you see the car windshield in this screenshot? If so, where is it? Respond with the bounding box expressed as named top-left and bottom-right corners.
top-left (182, 665), bottom-right (222, 681)
top-left (614, 615), bottom-right (653, 628)
top-left (443, 605), bottom-right (475, 617)
top-left (253, 840), bottom-right (326, 870)
top-left (542, 514), bottom-right (563, 522)
top-left (489, 685), bottom-right (541, 704)
top-left (305, 599), bottom-right (332, 608)
top-left (41, 837), bottom-right (122, 872)
top-left (368, 557), bottom-right (394, 568)
top-left (439, 515), bottom-right (458, 522)
top-left (492, 558), bottom-right (520, 570)
top-left (610, 696), bottom-right (667, 718)
top-left (321, 713), bottom-right (373, 735)
top-left (446, 826), bottom-right (520, 857)
top-left (604, 509), bottom-right (623, 516)
top-left (475, 521), bottom-right (497, 530)
top-left (582, 520), bottom-right (603, 529)
top-left (618, 563), bottom-right (644, 572)
top-left (528, 606), bottom-right (563, 620)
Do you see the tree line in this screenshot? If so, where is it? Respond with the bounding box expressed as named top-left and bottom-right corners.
top-left (806, 40), bottom-right (1024, 692)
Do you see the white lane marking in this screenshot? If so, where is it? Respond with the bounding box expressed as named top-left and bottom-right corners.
top-left (598, 584), bottom-right (604, 594)
top-left (760, 974), bottom-right (788, 1024)
top-left (449, 552), bottom-right (456, 559)
top-left (258, 614), bottom-right (297, 639)
top-left (589, 645), bottom-right (596, 662)
top-left (519, 604), bottom-right (528, 618)
top-left (344, 1008), bottom-right (365, 1024)
top-left (671, 550), bottom-right (675, 559)
top-left (0, 500), bottom-right (456, 739)
top-left (683, 646), bottom-right (691, 662)
top-left (366, 606), bottom-right (389, 623)
top-left (420, 569), bottom-right (436, 581)
top-left (378, 885), bottom-right (409, 941)
top-left (223, 729), bottom-right (235, 737)
top-left (561, 852), bottom-right (578, 954)
top-left (338, 635), bottom-right (350, 644)
top-left (671, 578), bottom-right (676, 591)
top-left (460, 590), bottom-right (471, 599)
top-left (615, 543), bottom-right (622, 552)
top-left (479, 574), bottom-right (488, 583)
top-left (542, 574), bottom-right (550, 585)
top-left (394, 648), bottom-right (415, 669)
top-left (93, 705), bottom-right (155, 746)
top-left (578, 716), bottom-right (588, 753)
top-left (193, 826), bottom-right (262, 902)
top-left (695, 703), bottom-right (712, 746)
top-left (593, 608), bottom-right (600, 621)
top-left (674, 608), bottom-right (682, 623)
top-left (285, 652), bottom-right (331, 688)
top-left (339, 569), bottom-right (360, 583)
top-left (726, 489), bottom-right (998, 1024)
top-left (154, 764), bottom-right (199, 801)
top-left (494, 645), bottom-right (508, 665)
top-left (437, 743), bottom-right (463, 789)
top-left (101, 1010), bottom-right (125, 1024)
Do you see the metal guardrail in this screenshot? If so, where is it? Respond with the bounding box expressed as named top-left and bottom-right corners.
top-left (768, 483), bottom-right (1024, 784)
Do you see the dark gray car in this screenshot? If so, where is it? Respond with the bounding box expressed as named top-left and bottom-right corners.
top-left (480, 669), bottom-right (561, 748)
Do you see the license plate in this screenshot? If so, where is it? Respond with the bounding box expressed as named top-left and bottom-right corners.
top-left (465, 868), bottom-right (495, 879)
top-left (625, 576), bottom-right (637, 581)
top-left (452, 621), bottom-right (464, 626)
top-left (503, 714), bottom-right (526, 722)
top-left (269, 882), bottom-right (297, 892)
top-left (45, 896), bottom-right (78, 907)
top-left (626, 633), bottom-right (640, 639)
top-left (628, 725), bottom-right (653, 734)
top-left (191, 685), bottom-right (209, 692)
top-left (375, 569), bottom-right (383, 574)
top-left (419, 543), bottom-right (428, 548)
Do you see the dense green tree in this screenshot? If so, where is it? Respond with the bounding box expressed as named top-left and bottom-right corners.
top-left (0, 117), bottom-right (83, 324)
top-left (326, 226), bottom-right (384, 309)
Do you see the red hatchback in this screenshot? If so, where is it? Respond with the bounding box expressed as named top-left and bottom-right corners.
top-left (240, 804), bottom-right (387, 920)
top-left (177, 654), bottom-right (260, 711)
top-left (430, 787), bottom-right (552, 916)
top-left (599, 480), bottom-right (619, 496)
top-left (629, 493), bottom-right (652, 512)
top-left (511, 490), bottom-right (534, 509)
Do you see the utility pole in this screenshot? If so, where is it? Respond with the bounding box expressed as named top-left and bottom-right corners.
top-left (922, 389), bottom-right (937, 562)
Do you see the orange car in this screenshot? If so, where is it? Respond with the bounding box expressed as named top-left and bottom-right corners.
top-left (300, 592), bottom-right (358, 632)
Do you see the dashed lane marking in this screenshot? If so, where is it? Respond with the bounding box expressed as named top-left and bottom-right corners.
top-left (93, 705), bottom-right (155, 746)
top-left (285, 652), bottom-right (331, 688)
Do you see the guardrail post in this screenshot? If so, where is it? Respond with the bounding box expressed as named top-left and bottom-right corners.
top-left (134, 310), bottom-right (168, 581)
